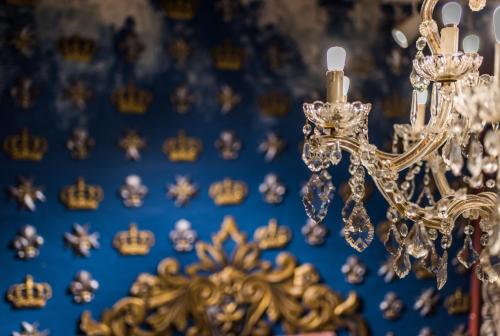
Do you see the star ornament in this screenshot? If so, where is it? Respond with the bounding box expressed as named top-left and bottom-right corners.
top-left (12, 322), bottom-right (49, 336)
top-left (167, 176), bottom-right (198, 207)
top-left (9, 177), bottom-right (46, 211)
top-left (64, 223), bottom-right (99, 257)
top-left (258, 132), bottom-right (286, 162)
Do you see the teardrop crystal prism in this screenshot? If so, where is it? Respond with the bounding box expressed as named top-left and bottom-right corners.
top-left (344, 202), bottom-right (374, 252)
top-left (393, 249), bottom-right (411, 278)
top-left (435, 251), bottom-right (448, 289)
top-left (302, 171), bottom-right (335, 223)
top-left (450, 142), bottom-right (464, 176)
top-left (405, 221), bottom-right (431, 259)
top-left (384, 224), bottom-right (402, 257)
top-left (410, 90), bottom-right (418, 127)
top-left (302, 139), bottom-right (329, 172)
top-left (457, 235), bottom-right (479, 269)
top-left (478, 249), bottom-right (500, 283)
top-left (419, 246), bottom-right (439, 273)
top-left (330, 141), bottom-right (342, 165)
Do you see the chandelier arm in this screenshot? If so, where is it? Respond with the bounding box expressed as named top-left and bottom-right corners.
top-left (370, 177), bottom-right (443, 230)
top-left (323, 86), bottom-right (452, 173)
top-left (420, 0), bottom-right (441, 54)
top-left (447, 192), bottom-right (497, 222)
top-left (391, 84), bottom-right (453, 171)
top-left (428, 154), bottom-right (453, 196)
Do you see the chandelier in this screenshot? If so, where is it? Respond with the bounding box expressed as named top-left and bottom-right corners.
top-left (301, 0), bottom-right (500, 289)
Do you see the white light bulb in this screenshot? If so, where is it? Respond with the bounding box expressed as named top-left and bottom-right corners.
top-left (327, 46), bottom-right (346, 71)
top-left (462, 34), bottom-right (480, 53)
top-left (442, 2), bottom-right (462, 26)
top-left (392, 29), bottom-right (409, 48)
top-left (343, 76), bottom-right (350, 96)
top-left (417, 90), bottom-right (428, 105)
top-left (494, 6), bottom-right (500, 43)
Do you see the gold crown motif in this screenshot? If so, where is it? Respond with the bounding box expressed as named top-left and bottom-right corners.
top-left (7, 275), bottom-right (52, 308)
top-left (60, 177), bottom-right (103, 210)
top-left (112, 82), bottom-right (153, 114)
top-left (253, 219), bottom-right (291, 249)
top-left (382, 94), bottom-right (409, 119)
top-left (3, 128), bottom-right (48, 161)
top-left (257, 91), bottom-right (290, 118)
top-left (444, 288), bottom-right (470, 315)
top-left (209, 178), bottom-right (247, 206)
top-left (113, 223), bottom-right (155, 256)
top-left (57, 35), bottom-right (96, 63)
top-left (163, 130), bottom-right (202, 162)
top-left (163, 0), bottom-right (200, 20)
top-left (212, 40), bottom-right (245, 71)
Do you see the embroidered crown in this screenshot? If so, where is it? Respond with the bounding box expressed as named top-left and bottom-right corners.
top-left (163, 130), bottom-right (202, 162)
top-left (112, 82), bottom-right (153, 114)
top-left (7, 275), bottom-right (52, 308)
top-left (57, 35), bottom-right (96, 63)
top-left (209, 178), bottom-right (247, 206)
top-left (163, 0), bottom-right (200, 20)
top-left (3, 128), bottom-right (47, 161)
top-left (444, 288), bottom-right (470, 315)
top-left (113, 223), bottom-right (155, 256)
top-left (212, 40), bottom-right (245, 71)
top-left (60, 177), bottom-right (103, 210)
top-left (253, 219), bottom-right (291, 249)
top-left (257, 91), bottom-right (290, 118)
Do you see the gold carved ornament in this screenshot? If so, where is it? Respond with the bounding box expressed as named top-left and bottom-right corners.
top-left (80, 216), bottom-right (368, 336)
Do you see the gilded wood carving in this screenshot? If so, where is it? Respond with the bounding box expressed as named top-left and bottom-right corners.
top-left (80, 216), bottom-right (368, 336)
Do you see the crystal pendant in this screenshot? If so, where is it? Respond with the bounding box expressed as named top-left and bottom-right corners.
top-left (450, 142), bottom-right (464, 176)
top-left (441, 139), bottom-right (452, 166)
top-left (479, 249), bottom-right (500, 283)
top-left (457, 235), bottom-right (479, 269)
top-left (410, 69), bottom-right (430, 91)
top-left (405, 221), bottom-right (431, 259)
top-left (384, 224), bottom-right (402, 257)
top-left (430, 83), bottom-right (437, 118)
top-left (434, 251), bottom-right (448, 289)
top-left (302, 171), bottom-right (334, 223)
top-left (302, 139), bottom-right (329, 172)
top-left (467, 138), bottom-right (483, 177)
top-left (393, 249), bottom-right (411, 278)
top-left (410, 90), bottom-right (418, 127)
top-left (419, 246), bottom-right (439, 272)
top-left (475, 263), bottom-right (494, 282)
top-left (330, 141), bottom-right (342, 165)
top-left (344, 202), bottom-right (374, 252)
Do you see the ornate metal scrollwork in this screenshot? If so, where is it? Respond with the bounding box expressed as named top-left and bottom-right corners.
top-left (80, 216), bottom-right (368, 336)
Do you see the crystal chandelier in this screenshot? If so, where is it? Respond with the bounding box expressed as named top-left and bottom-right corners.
top-left (301, 0), bottom-right (500, 289)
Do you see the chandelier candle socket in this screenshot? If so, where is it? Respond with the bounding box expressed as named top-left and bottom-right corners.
top-left (440, 2), bottom-right (462, 55)
top-left (326, 46), bottom-right (346, 103)
top-left (414, 89), bottom-right (428, 131)
top-left (494, 7), bottom-right (500, 85)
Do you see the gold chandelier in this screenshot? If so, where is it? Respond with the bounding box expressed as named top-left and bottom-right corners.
top-left (301, 0), bottom-right (500, 289)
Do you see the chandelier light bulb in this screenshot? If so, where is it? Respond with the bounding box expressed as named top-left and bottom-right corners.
top-left (392, 13), bottom-right (421, 49)
top-left (327, 47), bottom-right (346, 71)
top-left (417, 90), bottom-right (428, 105)
top-left (343, 76), bottom-right (350, 96)
top-left (494, 6), bottom-right (500, 43)
top-left (462, 34), bottom-right (480, 53)
top-left (442, 2), bottom-right (462, 26)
